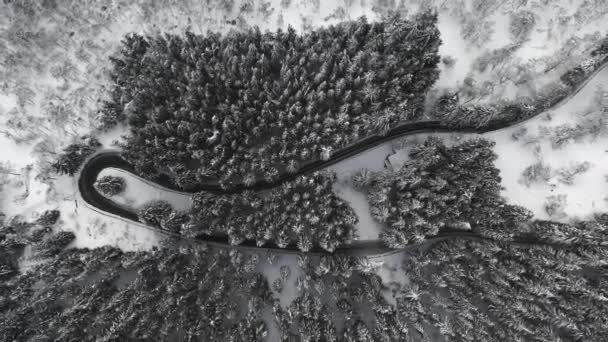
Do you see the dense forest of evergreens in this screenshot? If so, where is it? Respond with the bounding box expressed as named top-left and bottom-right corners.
top-left (4, 211), bottom-right (607, 340)
top-left (272, 254), bottom-right (401, 340)
top-left (0, 215), bottom-right (273, 341)
top-left (137, 171), bottom-right (358, 252)
top-left (187, 171), bottom-right (358, 251)
top-left (101, 12), bottom-right (441, 188)
top-left (359, 137), bottom-right (532, 247)
top-left (400, 238), bottom-right (608, 341)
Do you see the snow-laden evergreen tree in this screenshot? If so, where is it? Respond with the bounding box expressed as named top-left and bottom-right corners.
top-left (94, 175), bottom-right (126, 196)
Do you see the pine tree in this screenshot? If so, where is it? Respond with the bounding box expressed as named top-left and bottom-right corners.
top-left (94, 175), bottom-right (126, 196)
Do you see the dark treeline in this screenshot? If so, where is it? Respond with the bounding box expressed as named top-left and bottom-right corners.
top-left (188, 171), bottom-right (357, 252)
top-left (101, 12), bottom-right (441, 188)
top-left (522, 215), bottom-right (608, 246)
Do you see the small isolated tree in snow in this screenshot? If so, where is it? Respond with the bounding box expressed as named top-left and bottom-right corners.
top-left (94, 175), bottom-right (126, 196)
top-left (272, 278), bottom-right (284, 293)
top-left (520, 161), bottom-right (552, 187)
top-left (442, 55), bottom-right (456, 68)
top-left (509, 10), bottom-right (536, 42)
top-left (545, 194), bottom-right (568, 219)
top-left (351, 169), bottom-right (372, 190)
top-left (461, 18), bottom-right (494, 47)
top-left (556, 161), bottom-right (591, 185)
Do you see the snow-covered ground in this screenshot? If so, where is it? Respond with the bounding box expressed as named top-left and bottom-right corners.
top-left (96, 167), bottom-right (192, 212)
top-left (62, 198), bottom-right (163, 251)
top-left (429, 0), bottom-right (607, 104)
top-left (368, 251), bottom-right (410, 305)
top-left (487, 67), bottom-right (608, 221)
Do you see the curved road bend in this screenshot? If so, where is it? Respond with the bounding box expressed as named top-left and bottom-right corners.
top-left (79, 62), bottom-right (608, 255)
top-left (80, 150), bottom-right (489, 254)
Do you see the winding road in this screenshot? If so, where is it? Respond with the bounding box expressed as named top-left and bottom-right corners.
top-left (78, 61), bottom-right (608, 255)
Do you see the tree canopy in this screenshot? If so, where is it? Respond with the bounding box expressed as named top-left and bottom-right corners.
top-left (103, 12), bottom-right (441, 188)
top-left (0, 228), bottom-right (273, 341)
top-left (364, 137), bottom-right (532, 247)
top-left (187, 171), bottom-right (358, 252)
top-left (94, 175), bottom-right (126, 196)
top-left (399, 238), bottom-right (608, 341)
